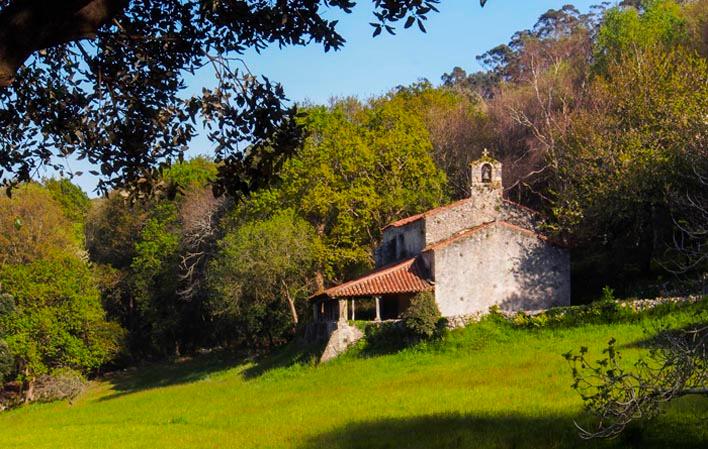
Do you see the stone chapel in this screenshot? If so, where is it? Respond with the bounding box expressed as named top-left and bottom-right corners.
top-left (310, 151), bottom-right (570, 326)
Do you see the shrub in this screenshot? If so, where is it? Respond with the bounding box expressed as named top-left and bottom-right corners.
top-left (33, 369), bottom-right (86, 403)
top-left (402, 292), bottom-right (442, 340)
top-left (360, 321), bottom-right (410, 355)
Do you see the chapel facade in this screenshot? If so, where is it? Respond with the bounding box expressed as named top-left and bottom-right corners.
top-left (310, 151), bottom-right (570, 324)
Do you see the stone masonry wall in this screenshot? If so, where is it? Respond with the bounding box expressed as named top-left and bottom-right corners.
top-left (377, 219), bottom-right (425, 267)
top-left (500, 201), bottom-right (540, 231)
top-left (423, 195), bottom-right (500, 246)
top-left (432, 223), bottom-right (570, 317)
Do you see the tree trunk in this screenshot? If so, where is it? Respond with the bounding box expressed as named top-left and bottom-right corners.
top-left (22, 367), bottom-right (34, 403)
top-left (281, 280), bottom-right (299, 329)
top-left (0, 0), bottom-right (128, 86)
top-left (314, 222), bottom-right (326, 292)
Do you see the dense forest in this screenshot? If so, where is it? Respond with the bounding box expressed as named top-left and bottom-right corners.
top-left (0, 0), bottom-right (706, 401)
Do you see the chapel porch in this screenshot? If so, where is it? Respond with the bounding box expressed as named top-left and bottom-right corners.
top-left (309, 257), bottom-right (433, 323)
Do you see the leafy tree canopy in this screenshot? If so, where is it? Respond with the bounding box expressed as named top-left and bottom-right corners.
top-left (207, 210), bottom-right (321, 347)
top-left (0, 0), bottom-right (490, 196)
top-left (0, 257), bottom-right (123, 383)
top-left (595, 0), bottom-right (689, 71)
top-left (238, 96), bottom-right (447, 282)
top-left (0, 183), bottom-right (79, 265)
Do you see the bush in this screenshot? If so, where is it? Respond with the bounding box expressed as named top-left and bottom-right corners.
top-left (361, 321), bottom-right (409, 355)
top-left (33, 369), bottom-right (86, 403)
top-left (0, 257), bottom-right (124, 382)
top-left (402, 292), bottom-right (442, 340)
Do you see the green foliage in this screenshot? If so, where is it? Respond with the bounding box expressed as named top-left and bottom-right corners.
top-left (595, 0), bottom-right (688, 72)
top-left (0, 257), bottom-right (123, 381)
top-left (43, 178), bottom-right (92, 247)
top-left (131, 203), bottom-right (180, 306)
top-left (356, 321), bottom-right (411, 356)
top-left (162, 157), bottom-right (218, 193)
top-left (0, 183), bottom-right (78, 265)
top-left (128, 202), bottom-right (182, 355)
top-left (509, 296), bottom-right (705, 330)
top-left (207, 211), bottom-right (321, 347)
top-left (86, 194), bottom-right (148, 269)
top-left (401, 292), bottom-right (443, 340)
top-left (241, 98), bottom-right (447, 281)
top-left (43, 178), bottom-right (91, 224)
top-left (553, 45), bottom-right (707, 281)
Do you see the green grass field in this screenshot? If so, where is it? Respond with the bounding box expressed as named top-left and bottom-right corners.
top-left (1, 304), bottom-right (706, 449)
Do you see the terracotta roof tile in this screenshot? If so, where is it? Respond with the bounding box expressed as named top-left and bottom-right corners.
top-left (313, 258), bottom-right (433, 299)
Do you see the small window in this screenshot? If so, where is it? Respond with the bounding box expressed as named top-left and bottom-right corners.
top-left (396, 234), bottom-right (405, 258)
top-left (481, 163), bottom-right (492, 183)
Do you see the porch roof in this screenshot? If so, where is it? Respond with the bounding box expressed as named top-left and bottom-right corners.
top-left (312, 257), bottom-right (433, 300)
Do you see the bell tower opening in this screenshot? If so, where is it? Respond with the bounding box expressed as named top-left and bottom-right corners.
top-left (481, 163), bottom-right (492, 183)
top-left (470, 149), bottom-right (503, 201)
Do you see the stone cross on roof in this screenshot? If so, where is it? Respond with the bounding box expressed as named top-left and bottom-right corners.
top-left (482, 148), bottom-right (489, 157)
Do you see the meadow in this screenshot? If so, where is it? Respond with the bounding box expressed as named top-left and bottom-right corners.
top-left (0, 303), bottom-right (706, 449)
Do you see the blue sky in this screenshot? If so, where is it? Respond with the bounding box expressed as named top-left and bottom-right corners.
top-left (64, 0), bottom-right (606, 194)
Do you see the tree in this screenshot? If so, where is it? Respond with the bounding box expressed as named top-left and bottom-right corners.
top-left (0, 257), bottom-right (123, 400)
top-left (0, 181), bottom-right (123, 399)
top-left (86, 157), bottom-right (224, 357)
top-left (594, 0), bottom-right (689, 73)
top-left (207, 210), bottom-right (321, 347)
top-left (43, 178), bottom-right (92, 245)
top-left (552, 46), bottom-right (707, 277)
top-left (0, 292), bottom-right (14, 383)
top-left (565, 322), bottom-right (707, 439)
top-left (401, 291), bottom-right (441, 340)
top-left (0, 0), bottom-right (491, 196)
top-left (380, 83), bottom-right (488, 199)
top-left (0, 183), bottom-right (77, 265)
top-left (240, 98), bottom-right (447, 284)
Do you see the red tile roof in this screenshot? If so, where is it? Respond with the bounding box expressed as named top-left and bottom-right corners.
top-left (313, 258), bottom-right (433, 299)
top-left (383, 198), bottom-right (472, 230)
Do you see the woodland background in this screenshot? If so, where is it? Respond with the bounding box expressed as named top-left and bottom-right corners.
top-left (0, 0), bottom-right (705, 399)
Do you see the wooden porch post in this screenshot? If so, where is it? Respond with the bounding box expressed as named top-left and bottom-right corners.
top-left (351, 299), bottom-right (356, 321)
top-left (375, 296), bottom-right (381, 321)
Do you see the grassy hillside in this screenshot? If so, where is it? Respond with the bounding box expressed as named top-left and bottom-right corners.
top-left (0, 303), bottom-right (706, 449)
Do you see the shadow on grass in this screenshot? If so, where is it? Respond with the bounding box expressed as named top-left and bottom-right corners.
top-left (614, 319), bottom-right (707, 354)
top-left (241, 340), bottom-right (326, 379)
top-left (99, 341), bottom-right (327, 401)
top-left (297, 410), bottom-right (708, 449)
top-left (99, 350), bottom-right (246, 401)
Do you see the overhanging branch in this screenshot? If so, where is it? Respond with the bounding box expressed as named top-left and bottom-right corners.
top-left (0, 0), bottom-right (127, 86)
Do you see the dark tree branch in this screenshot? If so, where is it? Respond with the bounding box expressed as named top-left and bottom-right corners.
top-left (0, 0), bottom-right (128, 86)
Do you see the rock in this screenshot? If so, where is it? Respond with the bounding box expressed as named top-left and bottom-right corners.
top-left (320, 322), bottom-right (364, 363)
